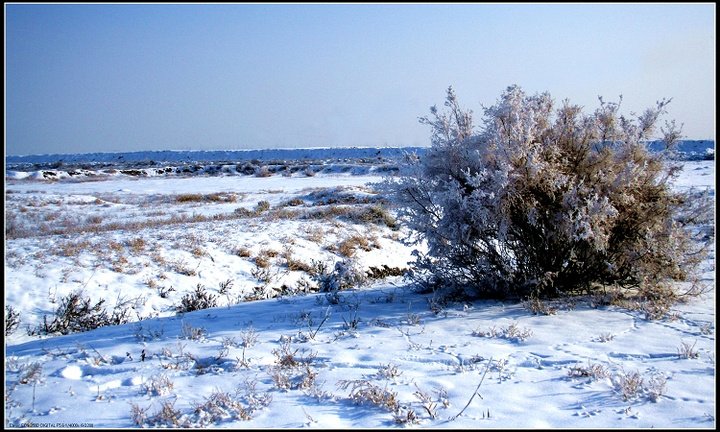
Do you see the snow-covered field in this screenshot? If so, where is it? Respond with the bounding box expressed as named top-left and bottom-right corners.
top-left (4, 148), bottom-right (716, 428)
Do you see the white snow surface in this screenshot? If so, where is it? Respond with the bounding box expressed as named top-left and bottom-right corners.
top-left (4, 151), bottom-right (716, 429)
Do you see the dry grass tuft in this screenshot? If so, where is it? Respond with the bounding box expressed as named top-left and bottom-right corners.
top-left (337, 379), bottom-right (400, 412)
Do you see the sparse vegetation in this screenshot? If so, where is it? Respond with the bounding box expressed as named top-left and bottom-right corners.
top-left (175, 192), bottom-right (239, 203)
top-left (4, 141), bottom-right (714, 428)
top-left (472, 322), bottom-right (533, 342)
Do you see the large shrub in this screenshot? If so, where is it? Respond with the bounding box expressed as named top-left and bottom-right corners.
top-left (382, 85), bottom-right (710, 301)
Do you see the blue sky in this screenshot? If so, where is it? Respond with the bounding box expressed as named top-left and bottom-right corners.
top-left (5, 3), bottom-right (715, 156)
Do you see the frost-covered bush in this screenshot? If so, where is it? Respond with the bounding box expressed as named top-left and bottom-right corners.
top-left (311, 259), bottom-right (369, 294)
top-left (381, 85), bottom-right (710, 300)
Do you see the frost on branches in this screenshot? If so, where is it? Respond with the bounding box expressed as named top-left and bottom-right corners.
top-left (381, 85), bottom-right (711, 301)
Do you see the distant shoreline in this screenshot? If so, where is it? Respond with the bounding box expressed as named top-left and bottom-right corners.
top-left (5, 140), bottom-right (714, 166)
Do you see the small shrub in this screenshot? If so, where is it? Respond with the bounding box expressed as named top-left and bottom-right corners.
top-left (677, 339), bottom-right (699, 359)
top-left (31, 291), bottom-right (111, 335)
top-left (239, 323), bottom-right (259, 348)
top-left (413, 384), bottom-right (448, 420)
top-left (268, 342), bottom-right (319, 391)
top-left (254, 248), bottom-right (278, 269)
top-left (337, 379), bottom-right (400, 412)
top-left (522, 298), bottom-right (558, 315)
top-left (597, 332), bottom-right (615, 342)
top-left (645, 372), bottom-right (668, 402)
top-left (282, 198), bottom-right (305, 207)
top-left (311, 259), bottom-right (369, 293)
top-left (393, 409), bottom-right (420, 425)
top-left (181, 321), bottom-right (206, 340)
top-left (157, 285), bottom-right (176, 299)
top-left (567, 362), bottom-right (610, 381)
top-left (18, 361), bottom-right (43, 385)
top-left (341, 308), bottom-right (361, 332)
top-left (218, 279), bottom-right (234, 295)
top-left (262, 248), bottom-right (279, 258)
top-left (251, 268), bottom-right (274, 287)
top-left (235, 246), bottom-right (252, 258)
top-left (255, 166), bottom-right (272, 177)
top-left (142, 373), bottom-right (175, 396)
top-left (699, 323), bottom-right (714, 335)
top-left (147, 399), bottom-right (184, 427)
top-left (305, 226), bottom-right (325, 243)
top-left (176, 193), bottom-right (205, 203)
top-left (403, 303), bottom-right (421, 326)
top-left (303, 307), bottom-right (331, 340)
top-left (376, 363), bottom-right (403, 380)
top-left (191, 246), bottom-right (205, 258)
top-left (86, 215), bottom-right (103, 225)
top-left (611, 368), bottom-right (669, 402)
top-left (356, 204), bottom-right (397, 228)
top-left (130, 402), bottom-right (151, 427)
top-left (134, 321), bottom-right (165, 341)
top-left (338, 235), bottom-right (368, 257)
top-left (366, 265), bottom-right (406, 280)
top-left (143, 277), bottom-right (158, 289)
top-left (613, 370), bottom-right (644, 401)
top-left (255, 200), bottom-right (271, 213)
top-left (176, 284), bottom-right (218, 313)
top-left (127, 237), bottom-right (146, 253)
top-left (191, 388), bottom-right (252, 423)
top-left (5, 305), bottom-right (20, 336)
top-left (279, 246), bottom-right (311, 272)
top-left (472, 322), bottom-right (533, 342)
top-left (169, 258), bottom-right (197, 276)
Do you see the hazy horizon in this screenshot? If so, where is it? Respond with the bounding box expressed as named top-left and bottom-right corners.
top-left (5, 3), bottom-right (716, 157)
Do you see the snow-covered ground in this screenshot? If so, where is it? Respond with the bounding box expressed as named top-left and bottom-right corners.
top-left (4, 149), bottom-right (716, 428)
